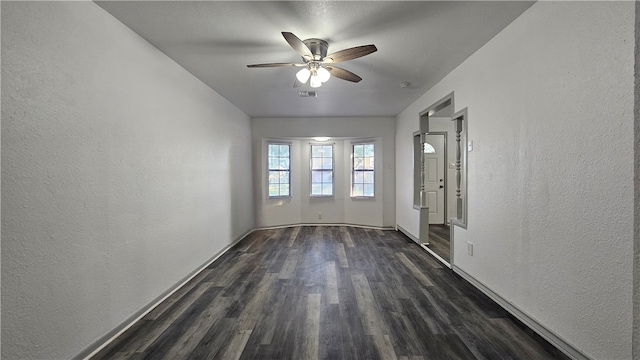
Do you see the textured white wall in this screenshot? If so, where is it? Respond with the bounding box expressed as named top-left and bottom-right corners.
top-left (396, 2), bottom-right (634, 359)
top-left (252, 117), bottom-right (395, 228)
top-left (1, 2), bottom-right (253, 359)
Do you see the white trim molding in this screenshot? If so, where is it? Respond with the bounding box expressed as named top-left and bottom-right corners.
top-left (396, 224), bottom-right (451, 269)
top-left (452, 265), bottom-right (592, 360)
top-left (77, 229), bottom-right (254, 360)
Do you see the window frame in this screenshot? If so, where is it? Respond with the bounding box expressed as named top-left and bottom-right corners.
top-left (351, 141), bottom-right (375, 198)
top-left (267, 142), bottom-right (292, 199)
top-left (309, 143), bottom-right (334, 197)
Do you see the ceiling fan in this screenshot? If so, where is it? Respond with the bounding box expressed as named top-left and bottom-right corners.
top-left (247, 32), bottom-right (377, 88)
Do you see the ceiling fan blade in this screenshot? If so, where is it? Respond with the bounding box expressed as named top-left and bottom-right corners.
top-left (246, 62), bottom-right (305, 68)
top-left (325, 66), bottom-right (362, 83)
top-left (282, 32), bottom-right (313, 60)
top-left (293, 79), bottom-right (304, 88)
top-left (323, 45), bottom-right (377, 64)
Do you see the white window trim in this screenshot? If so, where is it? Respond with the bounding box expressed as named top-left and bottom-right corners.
top-left (267, 141), bottom-right (292, 199)
top-left (309, 143), bottom-right (334, 197)
top-left (350, 140), bottom-right (375, 199)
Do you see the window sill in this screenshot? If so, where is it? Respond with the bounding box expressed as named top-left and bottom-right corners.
top-left (350, 196), bottom-right (375, 200)
top-left (268, 195), bottom-right (292, 200)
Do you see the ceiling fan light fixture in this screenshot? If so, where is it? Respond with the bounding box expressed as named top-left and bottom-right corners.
top-left (317, 66), bottom-right (331, 83)
top-left (310, 74), bottom-right (322, 88)
top-left (296, 68), bottom-right (311, 83)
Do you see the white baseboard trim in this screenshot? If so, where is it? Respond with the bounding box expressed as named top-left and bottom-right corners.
top-left (452, 265), bottom-right (591, 360)
top-left (76, 229), bottom-right (254, 360)
top-left (396, 224), bottom-right (451, 268)
top-left (396, 224), bottom-right (419, 243)
top-left (256, 223), bottom-right (396, 231)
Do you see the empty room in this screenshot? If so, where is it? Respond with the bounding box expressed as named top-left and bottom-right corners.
top-left (2, 1), bottom-right (637, 360)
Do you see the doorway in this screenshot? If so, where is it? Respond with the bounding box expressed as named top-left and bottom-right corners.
top-left (412, 92), bottom-right (468, 268)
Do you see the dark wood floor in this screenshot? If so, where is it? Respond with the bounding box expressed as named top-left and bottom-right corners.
top-left (92, 226), bottom-right (569, 360)
top-left (427, 224), bottom-right (451, 263)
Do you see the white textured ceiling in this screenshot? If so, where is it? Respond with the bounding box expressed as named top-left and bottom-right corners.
top-left (95, 1), bottom-right (534, 118)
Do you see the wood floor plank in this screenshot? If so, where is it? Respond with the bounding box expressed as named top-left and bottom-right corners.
top-left (92, 226), bottom-right (570, 360)
top-left (426, 224), bottom-right (451, 261)
top-left (220, 319), bottom-right (256, 360)
top-left (336, 243), bottom-right (349, 268)
top-left (340, 226), bottom-right (355, 247)
top-left (318, 302), bottom-right (343, 360)
top-left (145, 269), bottom-right (213, 320)
top-left (237, 273), bottom-right (278, 322)
top-left (159, 295), bottom-right (233, 359)
top-left (325, 261), bottom-right (339, 304)
top-left (279, 249), bottom-right (299, 279)
top-left (208, 253), bottom-right (255, 287)
top-left (128, 281), bottom-right (215, 353)
top-left (187, 317), bottom-right (237, 360)
top-left (351, 273), bottom-right (387, 338)
top-left (397, 252), bottom-right (434, 287)
top-left (287, 226), bottom-right (301, 247)
top-left (302, 293), bottom-right (321, 360)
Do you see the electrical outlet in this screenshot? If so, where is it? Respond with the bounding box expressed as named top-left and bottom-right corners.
top-left (318, 213), bottom-right (322, 219)
top-left (467, 242), bottom-right (473, 256)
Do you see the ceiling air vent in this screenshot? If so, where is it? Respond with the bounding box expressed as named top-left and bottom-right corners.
top-left (298, 91), bottom-right (318, 98)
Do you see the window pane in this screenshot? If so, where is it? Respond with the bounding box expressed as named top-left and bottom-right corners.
top-left (363, 171), bottom-right (374, 184)
top-left (364, 157), bottom-right (374, 169)
top-left (268, 144), bottom-right (290, 197)
top-left (354, 171), bottom-right (364, 183)
top-left (352, 143), bottom-right (374, 197)
top-left (268, 144), bottom-right (279, 156)
top-left (323, 145), bottom-right (332, 157)
top-left (354, 158), bottom-right (363, 170)
top-left (311, 144), bottom-right (333, 196)
top-left (268, 158), bottom-right (278, 170)
top-left (364, 144), bottom-right (374, 157)
top-left (269, 171), bottom-right (279, 184)
top-left (280, 171), bottom-right (289, 183)
top-left (312, 171), bottom-right (322, 183)
top-left (364, 184), bottom-right (374, 197)
top-left (354, 145), bottom-right (364, 157)
top-left (424, 143), bottom-right (436, 154)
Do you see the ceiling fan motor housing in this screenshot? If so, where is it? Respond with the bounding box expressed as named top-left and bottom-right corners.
top-left (303, 38), bottom-right (328, 61)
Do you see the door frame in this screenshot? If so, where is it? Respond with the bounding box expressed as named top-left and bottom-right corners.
top-left (416, 92), bottom-right (455, 268)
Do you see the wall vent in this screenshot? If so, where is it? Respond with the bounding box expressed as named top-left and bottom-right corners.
top-left (298, 91), bottom-right (318, 97)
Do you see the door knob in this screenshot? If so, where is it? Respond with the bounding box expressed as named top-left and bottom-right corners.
top-left (439, 185), bottom-right (444, 189)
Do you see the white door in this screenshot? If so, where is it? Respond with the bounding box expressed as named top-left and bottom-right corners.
top-left (423, 134), bottom-right (445, 224)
